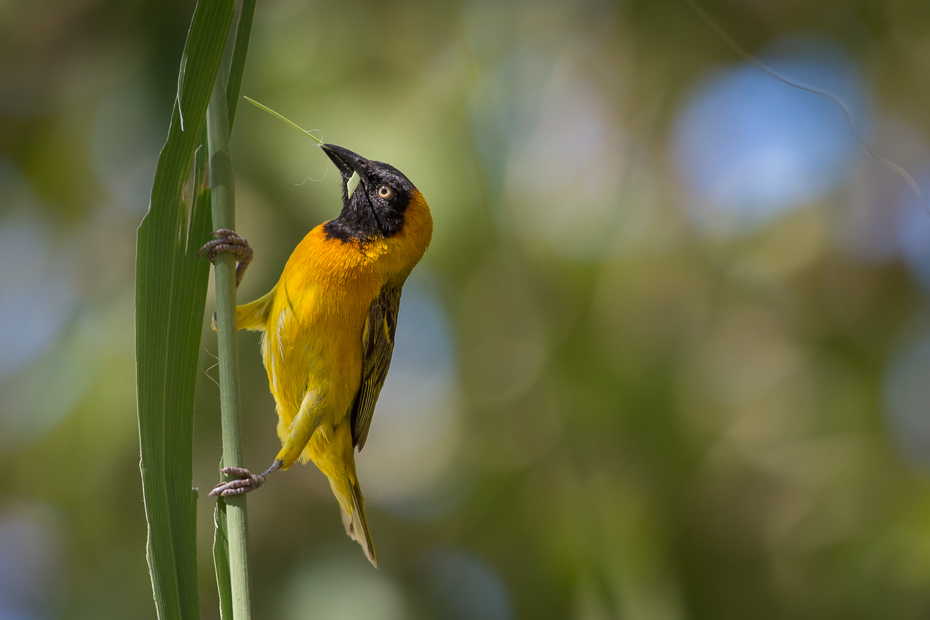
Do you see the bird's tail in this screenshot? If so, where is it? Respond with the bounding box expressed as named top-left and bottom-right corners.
top-left (330, 471), bottom-right (377, 567)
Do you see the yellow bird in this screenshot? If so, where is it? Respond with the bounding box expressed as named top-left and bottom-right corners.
top-left (200, 144), bottom-right (433, 566)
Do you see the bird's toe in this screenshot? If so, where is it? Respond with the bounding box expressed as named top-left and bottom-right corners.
top-left (198, 230), bottom-right (252, 263)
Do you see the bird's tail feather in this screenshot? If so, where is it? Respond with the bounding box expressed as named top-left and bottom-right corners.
top-left (332, 473), bottom-right (377, 567)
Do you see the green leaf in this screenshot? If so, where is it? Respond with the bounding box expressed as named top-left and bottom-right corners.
top-left (135, 0), bottom-right (234, 618)
top-left (226, 0), bottom-right (256, 132)
top-left (213, 496), bottom-right (234, 620)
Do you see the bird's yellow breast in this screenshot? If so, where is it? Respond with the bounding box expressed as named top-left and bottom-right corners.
top-left (258, 189), bottom-right (433, 432)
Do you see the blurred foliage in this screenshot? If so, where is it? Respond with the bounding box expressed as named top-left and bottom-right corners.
top-left (2, 0), bottom-right (930, 619)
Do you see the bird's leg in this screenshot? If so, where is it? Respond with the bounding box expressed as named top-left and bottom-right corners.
top-left (209, 460), bottom-right (283, 498)
top-left (198, 228), bottom-right (253, 288)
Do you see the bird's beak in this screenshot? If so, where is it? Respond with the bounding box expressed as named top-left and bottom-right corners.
top-left (321, 144), bottom-right (370, 182)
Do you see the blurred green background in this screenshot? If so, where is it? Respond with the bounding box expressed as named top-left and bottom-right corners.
top-left (3, 0), bottom-right (930, 618)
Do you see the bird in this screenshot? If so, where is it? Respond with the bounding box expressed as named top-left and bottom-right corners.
top-left (199, 143), bottom-right (433, 567)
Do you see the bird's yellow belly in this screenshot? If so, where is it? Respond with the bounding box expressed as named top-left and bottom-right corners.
top-left (260, 259), bottom-right (380, 465)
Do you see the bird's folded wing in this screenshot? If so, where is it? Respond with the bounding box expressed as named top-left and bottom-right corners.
top-left (350, 285), bottom-right (401, 450)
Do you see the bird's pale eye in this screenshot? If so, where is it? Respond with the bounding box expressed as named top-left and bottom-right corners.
top-left (377, 185), bottom-right (394, 200)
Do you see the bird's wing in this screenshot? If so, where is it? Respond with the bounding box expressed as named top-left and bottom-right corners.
top-left (350, 285), bottom-right (401, 450)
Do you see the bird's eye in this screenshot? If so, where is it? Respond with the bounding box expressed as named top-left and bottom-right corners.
top-left (377, 185), bottom-right (394, 200)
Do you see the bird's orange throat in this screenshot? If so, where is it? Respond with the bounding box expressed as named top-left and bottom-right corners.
top-left (360, 188), bottom-right (433, 281)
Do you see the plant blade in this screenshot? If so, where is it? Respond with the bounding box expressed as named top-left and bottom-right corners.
top-left (213, 496), bottom-right (234, 620)
top-left (136, 0), bottom-right (234, 618)
top-left (226, 0), bottom-right (256, 132)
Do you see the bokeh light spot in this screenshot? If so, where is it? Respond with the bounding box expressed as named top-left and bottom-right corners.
top-left (0, 502), bottom-right (67, 620)
top-left (505, 72), bottom-right (656, 259)
top-left (673, 38), bottom-right (865, 234)
top-left (0, 203), bottom-right (75, 380)
top-left (281, 556), bottom-right (409, 620)
top-left (418, 548), bottom-right (512, 620)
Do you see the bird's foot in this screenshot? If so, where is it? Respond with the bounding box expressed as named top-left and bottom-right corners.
top-left (198, 229), bottom-right (252, 263)
top-left (198, 229), bottom-right (253, 287)
top-left (209, 460), bottom-right (282, 498)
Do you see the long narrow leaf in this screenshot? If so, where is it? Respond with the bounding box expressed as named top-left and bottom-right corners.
top-left (226, 0), bottom-right (256, 132)
top-left (213, 497), bottom-right (234, 620)
top-left (136, 0), bottom-right (235, 618)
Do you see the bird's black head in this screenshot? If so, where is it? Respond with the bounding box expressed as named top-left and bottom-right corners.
top-left (320, 143), bottom-right (417, 243)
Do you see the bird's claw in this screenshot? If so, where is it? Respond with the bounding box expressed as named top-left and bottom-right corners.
top-left (198, 229), bottom-right (253, 264)
top-left (199, 229), bottom-right (254, 288)
top-left (209, 460), bottom-right (282, 498)
top-left (209, 466), bottom-right (266, 498)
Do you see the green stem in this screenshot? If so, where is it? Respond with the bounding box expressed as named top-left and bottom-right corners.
top-left (207, 70), bottom-right (252, 620)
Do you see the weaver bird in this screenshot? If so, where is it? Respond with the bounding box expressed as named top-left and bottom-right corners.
top-left (200, 144), bottom-right (433, 566)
